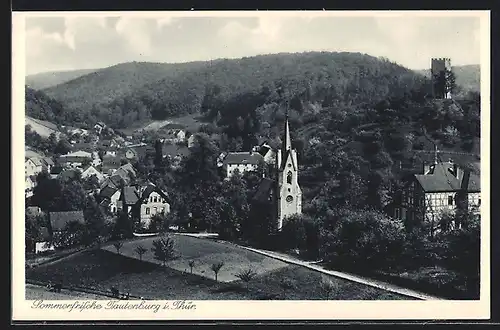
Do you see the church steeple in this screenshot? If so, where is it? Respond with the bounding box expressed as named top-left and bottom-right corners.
top-left (282, 105), bottom-right (292, 155)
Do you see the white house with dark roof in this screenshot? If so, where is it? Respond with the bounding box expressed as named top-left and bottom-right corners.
top-left (221, 151), bottom-right (265, 178)
top-left (25, 157), bottom-right (44, 178)
top-left (81, 165), bottom-right (105, 183)
top-left (119, 184), bottom-right (170, 229)
top-left (394, 160), bottom-right (481, 235)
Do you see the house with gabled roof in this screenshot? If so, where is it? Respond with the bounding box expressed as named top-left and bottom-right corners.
top-left (98, 185), bottom-right (121, 214)
top-left (81, 165), bottom-right (105, 183)
top-left (393, 160), bottom-right (481, 236)
top-left (221, 151), bottom-right (265, 178)
top-left (119, 184), bottom-right (170, 229)
top-left (25, 157), bottom-right (44, 178)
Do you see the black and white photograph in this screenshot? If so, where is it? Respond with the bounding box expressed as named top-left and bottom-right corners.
top-left (12, 10), bottom-right (490, 321)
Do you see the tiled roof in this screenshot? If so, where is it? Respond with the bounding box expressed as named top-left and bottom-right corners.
top-left (140, 185), bottom-right (169, 202)
top-left (28, 157), bottom-right (43, 166)
top-left (223, 152), bottom-right (264, 165)
top-left (99, 186), bottom-right (119, 199)
top-left (122, 186), bottom-right (139, 205)
top-left (61, 151), bottom-right (92, 158)
top-left (42, 157), bottom-right (54, 166)
top-left (49, 211), bottom-right (85, 231)
top-left (414, 162), bottom-right (481, 193)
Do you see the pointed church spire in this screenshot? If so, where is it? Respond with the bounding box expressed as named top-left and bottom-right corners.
top-left (282, 103), bottom-right (292, 153)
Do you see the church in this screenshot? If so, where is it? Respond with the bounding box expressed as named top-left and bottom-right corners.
top-left (252, 115), bottom-right (302, 231)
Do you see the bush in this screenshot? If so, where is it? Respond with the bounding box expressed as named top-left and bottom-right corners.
top-left (321, 209), bottom-right (406, 272)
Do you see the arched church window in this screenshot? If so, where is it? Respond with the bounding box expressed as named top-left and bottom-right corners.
top-left (287, 171), bottom-right (292, 184)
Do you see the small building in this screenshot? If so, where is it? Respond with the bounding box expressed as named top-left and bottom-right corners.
top-left (98, 186), bottom-right (121, 214)
top-left (81, 165), bottom-right (105, 183)
top-left (102, 154), bottom-right (121, 175)
top-left (25, 175), bottom-right (37, 198)
top-left (221, 151), bottom-right (265, 178)
top-left (58, 151), bottom-right (92, 168)
top-left (163, 129), bottom-right (186, 143)
top-left (41, 157), bottom-right (54, 173)
top-left (47, 210), bottom-right (86, 248)
top-left (25, 157), bottom-right (44, 178)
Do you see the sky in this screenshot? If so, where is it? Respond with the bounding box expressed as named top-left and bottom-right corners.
top-left (22, 12), bottom-right (483, 76)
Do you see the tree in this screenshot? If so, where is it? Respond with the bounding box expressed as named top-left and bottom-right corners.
top-left (25, 212), bottom-right (47, 253)
top-left (210, 261), bottom-right (225, 281)
top-left (83, 195), bottom-right (106, 246)
top-left (320, 208), bottom-right (406, 271)
top-left (54, 137), bottom-right (71, 155)
top-left (151, 234), bottom-right (177, 266)
top-left (188, 260), bottom-right (195, 274)
top-left (235, 268), bottom-right (257, 290)
top-left (280, 215), bottom-right (307, 251)
top-left (113, 241), bottom-right (124, 254)
top-left (112, 212), bottom-right (133, 240)
top-left (134, 245), bottom-right (148, 261)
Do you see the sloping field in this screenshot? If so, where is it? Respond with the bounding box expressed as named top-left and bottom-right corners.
top-left (26, 248), bottom-right (411, 300)
top-left (102, 234), bottom-right (288, 282)
top-left (25, 116), bottom-right (59, 138)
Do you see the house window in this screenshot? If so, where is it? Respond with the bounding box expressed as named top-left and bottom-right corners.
top-left (146, 207), bottom-right (150, 215)
top-left (287, 171), bottom-right (292, 184)
top-left (395, 208), bottom-right (401, 219)
top-left (448, 196), bottom-right (454, 206)
top-left (153, 207), bottom-right (157, 214)
top-left (478, 198), bottom-right (481, 206)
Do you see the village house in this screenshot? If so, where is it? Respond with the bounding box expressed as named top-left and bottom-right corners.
top-left (98, 186), bottom-right (121, 214)
top-left (80, 165), bottom-right (105, 183)
top-left (102, 154), bottom-right (122, 175)
top-left (163, 129), bottom-right (186, 143)
top-left (58, 151), bottom-right (93, 168)
top-left (25, 175), bottom-right (36, 198)
top-left (48, 210), bottom-right (86, 248)
top-left (41, 157), bottom-right (54, 173)
top-left (187, 133), bottom-right (196, 148)
top-left (393, 160), bottom-right (481, 236)
top-left (25, 157), bottom-right (44, 178)
top-left (94, 122), bottom-right (106, 134)
top-left (253, 141), bottom-right (277, 164)
top-left (220, 151), bottom-right (265, 178)
top-left (49, 165), bottom-right (64, 179)
top-left (119, 184), bottom-right (170, 229)
top-left (122, 143), bottom-right (152, 162)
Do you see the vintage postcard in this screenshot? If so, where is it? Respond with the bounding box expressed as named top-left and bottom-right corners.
top-left (12, 10), bottom-right (491, 321)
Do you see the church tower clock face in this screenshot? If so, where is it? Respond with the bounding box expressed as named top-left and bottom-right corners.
top-left (286, 195), bottom-right (293, 203)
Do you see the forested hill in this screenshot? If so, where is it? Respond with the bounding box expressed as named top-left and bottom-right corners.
top-left (41, 60), bottom-right (211, 116)
top-left (26, 68), bottom-right (98, 90)
top-left (39, 52), bottom-right (432, 128)
top-left (25, 86), bottom-right (68, 125)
